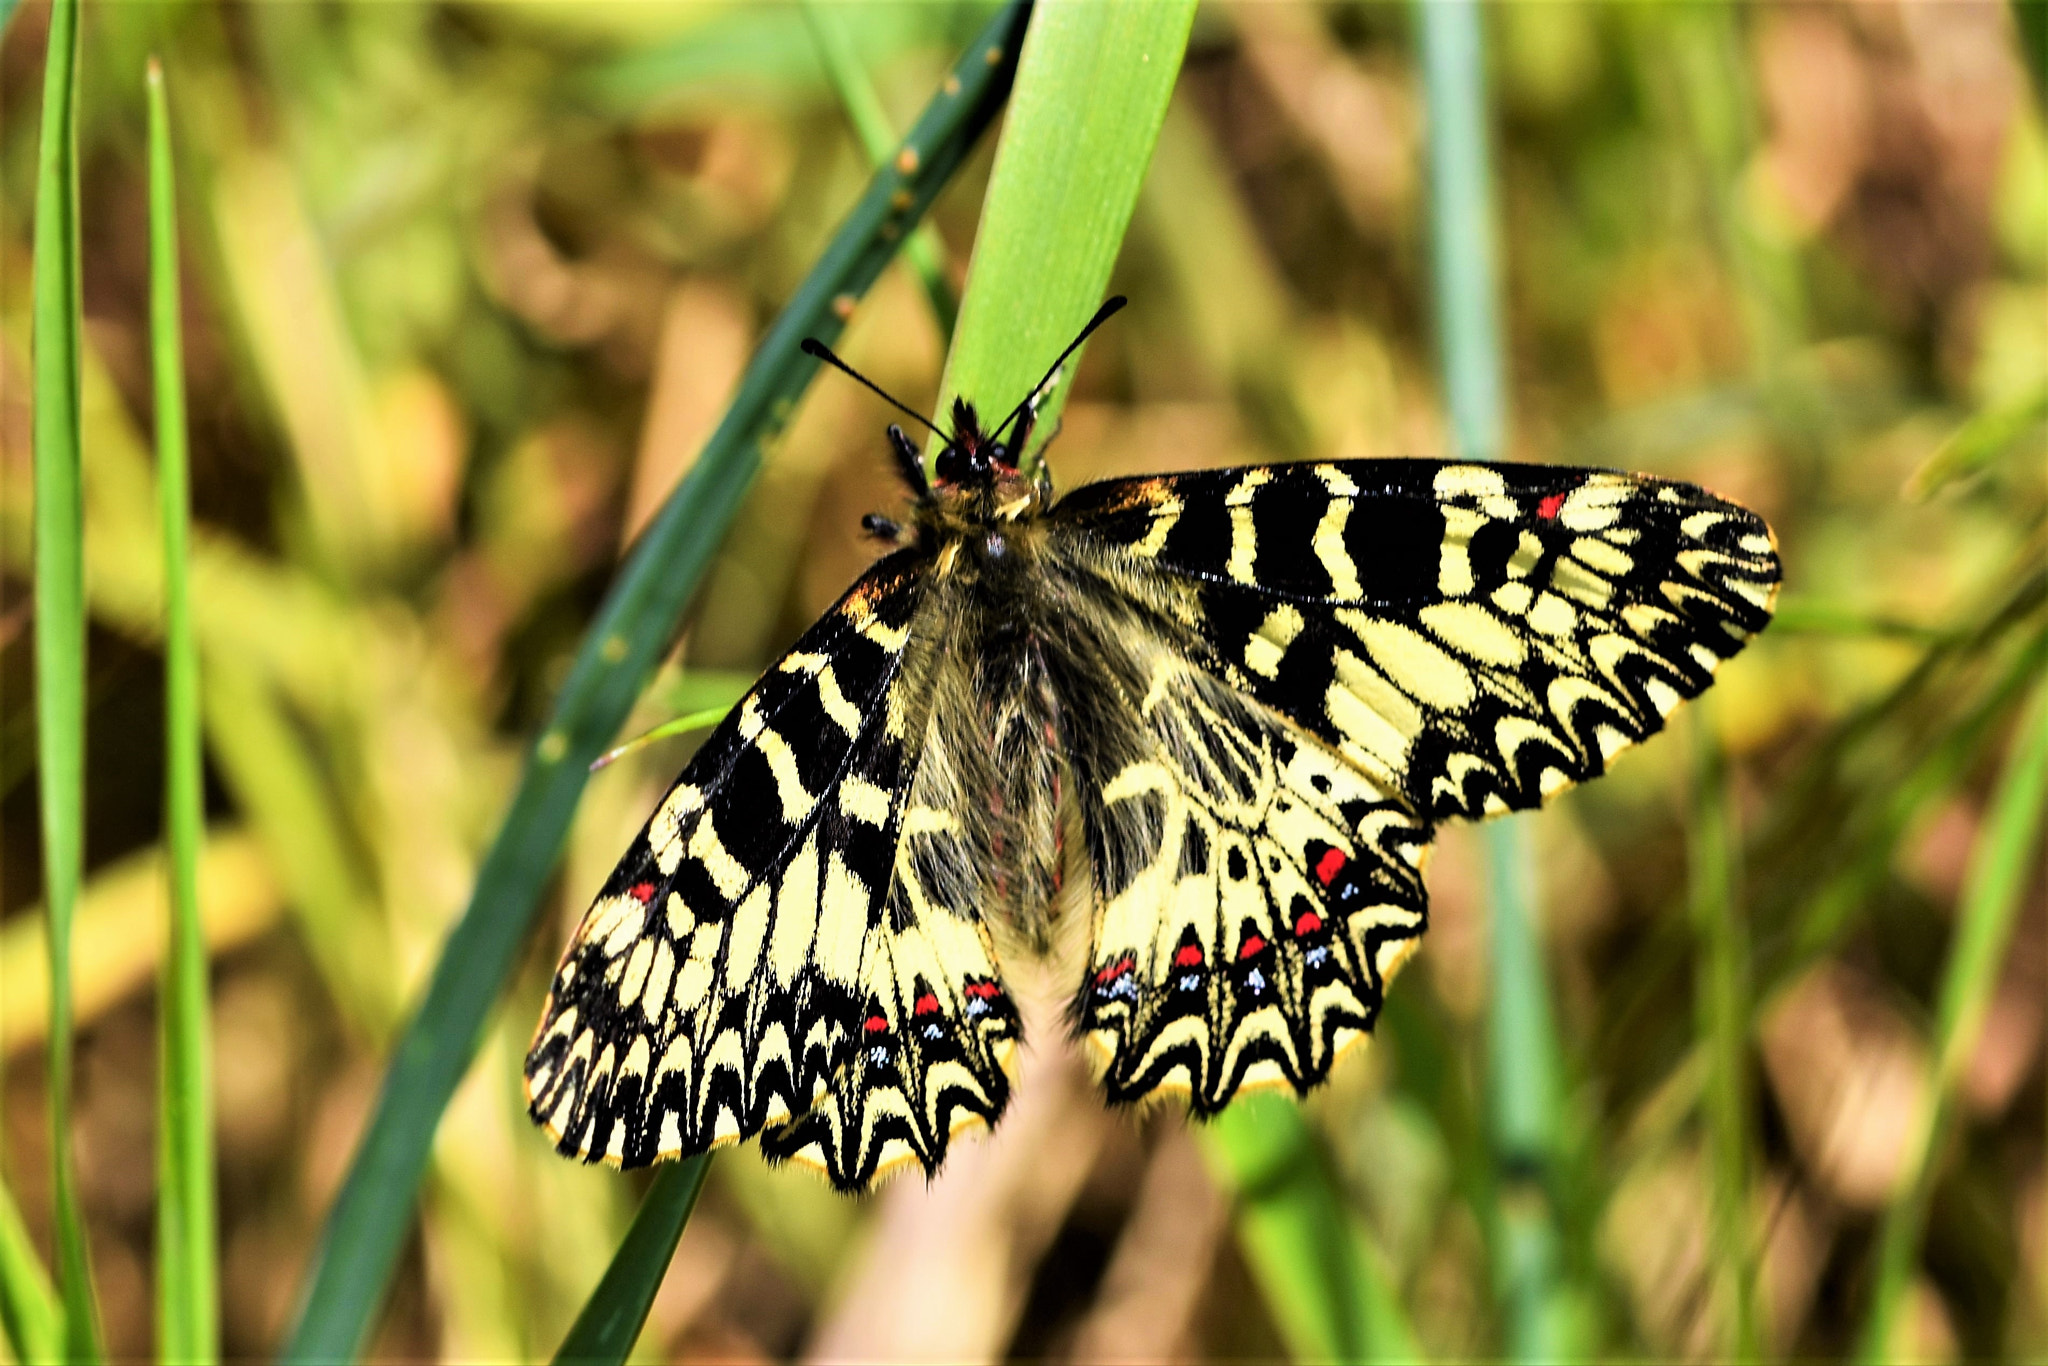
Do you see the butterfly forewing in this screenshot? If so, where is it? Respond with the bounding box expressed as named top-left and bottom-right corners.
top-left (1052, 460), bottom-right (1781, 825)
top-left (524, 551), bottom-right (1019, 1184)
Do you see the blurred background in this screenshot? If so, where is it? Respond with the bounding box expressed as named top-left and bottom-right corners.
top-left (1, 0), bottom-right (2043, 1359)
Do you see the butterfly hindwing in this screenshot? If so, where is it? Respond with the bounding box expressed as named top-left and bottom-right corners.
top-left (760, 666), bottom-right (1023, 1185)
top-left (524, 552), bottom-right (1018, 1187)
top-left (1037, 577), bottom-right (1430, 1112)
top-left (1054, 460), bottom-right (1781, 824)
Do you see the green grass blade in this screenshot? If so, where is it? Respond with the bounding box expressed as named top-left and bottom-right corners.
top-left (1416, 2), bottom-right (1570, 1358)
top-left (551, 1159), bottom-right (709, 1365)
top-left (930, 0), bottom-right (1197, 477)
top-left (1688, 708), bottom-right (1757, 1362)
top-left (147, 56), bottom-right (218, 1364)
top-left (1417, 2), bottom-right (1572, 1359)
top-left (1856, 677), bottom-right (2048, 1362)
top-left (279, 6), bottom-right (1032, 1355)
top-left (0, 1178), bottom-right (61, 1365)
top-left (1204, 1098), bottom-right (1424, 1363)
top-left (1904, 382), bottom-right (2048, 500)
top-left (30, 0), bottom-right (102, 1353)
top-left (801, 0), bottom-right (957, 336)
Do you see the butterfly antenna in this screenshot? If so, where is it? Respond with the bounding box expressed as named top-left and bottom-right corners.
top-left (801, 338), bottom-right (955, 445)
top-left (990, 295), bottom-right (1128, 444)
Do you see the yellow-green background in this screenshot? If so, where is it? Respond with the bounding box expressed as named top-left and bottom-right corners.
top-left (1, 1), bottom-right (2043, 1359)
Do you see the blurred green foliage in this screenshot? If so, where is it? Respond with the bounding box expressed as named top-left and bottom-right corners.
top-left (0, 1), bottom-right (2043, 1361)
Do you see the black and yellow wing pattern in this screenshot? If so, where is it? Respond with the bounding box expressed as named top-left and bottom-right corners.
top-left (528, 452), bottom-right (1778, 1190)
top-left (1048, 459), bottom-right (1779, 1112)
top-left (524, 551), bottom-right (1021, 1190)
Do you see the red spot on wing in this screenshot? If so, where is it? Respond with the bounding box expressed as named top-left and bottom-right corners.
top-left (1237, 935), bottom-right (1267, 960)
top-left (966, 980), bottom-right (1002, 999)
top-left (1314, 848), bottom-right (1347, 887)
top-left (913, 992), bottom-right (941, 1016)
top-left (1536, 492), bottom-right (1568, 521)
top-left (628, 881), bottom-right (657, 903)
top-left (1095, 956), bottom-right (1134, 985)
top-left (1294, 910), bottom-right (1325, 936)
top-left (863, 1014), bottom-right (890, 1035)
top-left (1173, 944), bottom-right (1204, 968)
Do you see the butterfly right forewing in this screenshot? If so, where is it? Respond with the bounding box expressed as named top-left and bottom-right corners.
top-left (1053, 459), bottom-right (1781, 825)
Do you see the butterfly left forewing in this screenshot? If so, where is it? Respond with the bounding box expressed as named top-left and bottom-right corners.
top-left (525, 553), bottom-right (1019, 1187)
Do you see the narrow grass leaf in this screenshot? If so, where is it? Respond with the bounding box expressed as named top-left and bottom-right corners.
top-left (148, 56), bottom-right (218, 1363)
top-left (281, 6), bottom-right (1032, 1355)
top-left (1204, 1098), bottom-right (1424, 1363)
top-left (801, 0), bottom-right (957, 335)
top-left (30, 0), bottom-right (102, 1352)
top-left (1688, 708), bottom-right (1758, 1362)
top-left (552, 1159), bottom-right (709, 1365)
top-left (1415, 2), bottom-right (1570, 1357)
top-left (1857, 677), bottom-right (2048, 1362)
top-left (1904, 382), bottom-right (2048, 500)
top-left (590, 705), bottom-right (738, 773)
top-left (0, 1179), bottom-right (61, 1365)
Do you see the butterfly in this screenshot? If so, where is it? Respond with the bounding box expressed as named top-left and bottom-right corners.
top-left (523, 297), bottom-right (1781, 1190)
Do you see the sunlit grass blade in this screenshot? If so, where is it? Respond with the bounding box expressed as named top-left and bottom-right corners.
top-left (1688, 706), bottom-right (1757, 1362)
top-left (30, 0), bottom-right (102, 1353)
top-left (1415, 1), bottom-right (1570, 1357)
top-left (551, 1159), bottom-right (709, 1365)
top-left (929, 0), bottom-right (1197, 479)
top-left (1204, 1098), bottom-right (1424, 1362)
top-left (1856, 677), bottom-right (2048, 1362)
top-left (801, 0), bottom-right (957, 336)
top-left (0, 1178), bottom-right (61, 1364)
top-left (147, 56), bottom-right (218, 1363)
top-left (280, 5), bottom-right (1033, 1355)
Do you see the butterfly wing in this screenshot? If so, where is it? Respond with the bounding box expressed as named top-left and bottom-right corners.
top-left (1040, 589), bottom-right (1432, 1110)
top-left (1044, 459), bottom-right (1778, 1110)
top-left (1052, 460), bottom-right (1781, 823)
top-left (524, 551), bottom-right (1019, 1188)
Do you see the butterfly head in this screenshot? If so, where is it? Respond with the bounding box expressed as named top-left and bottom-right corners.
top-left (801, 295), bottom-right (1127, 523)
top-left (930, 398), bottom-right (1017, 492)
